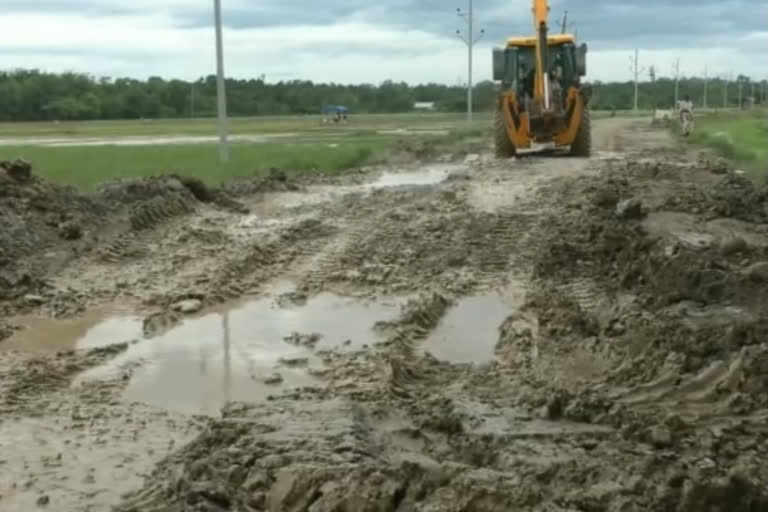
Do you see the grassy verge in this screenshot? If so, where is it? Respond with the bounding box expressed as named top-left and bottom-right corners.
top-left (2, 140), bottom-right (391, 189)
top-left (0, 113), bottom-right (492, 138)
top-left (681, 111), bottom-right (767, 181)
top-left (1, 123), bottom-right (490, 189)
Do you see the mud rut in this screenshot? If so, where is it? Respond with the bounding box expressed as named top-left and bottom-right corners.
top-left (1, 119), bottom-right (767, 511)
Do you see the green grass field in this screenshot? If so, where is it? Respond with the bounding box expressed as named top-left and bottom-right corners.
top-left (685, 111), bottom-right (767, 180)
top-left (0, 109), bottom-right (630, 139)
top-left (0, 115), bottom-right (491, 189)
top-left (0, 110), bottom-right (665, 190)
top-left (3, 141), bottom-right (393, 189)
top-left (0, 113), bottom-right (491, 138)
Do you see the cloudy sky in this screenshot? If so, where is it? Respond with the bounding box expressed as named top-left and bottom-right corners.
top-left (1, 0), bottom-right (766, 84)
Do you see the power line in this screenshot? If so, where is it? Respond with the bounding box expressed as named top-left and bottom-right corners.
top-left (456, 1), bottom-right (484, 122)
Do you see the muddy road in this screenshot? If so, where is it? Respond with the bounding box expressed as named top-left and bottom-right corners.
top-left (1, 118), bottom-right (767, 511)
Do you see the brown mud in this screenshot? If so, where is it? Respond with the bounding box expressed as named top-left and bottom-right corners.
top-left (1, 119), bottom-right (767, 511)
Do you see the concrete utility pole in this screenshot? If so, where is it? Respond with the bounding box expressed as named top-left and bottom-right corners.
top-left (738, 80), bottom-right (743, 110)
top-left (723, 72), bottom-right (729, 109)
top-left (629, 48), bottom-right (644, 111)
top-left (673, 58), bottom-right (680, 106)
top-left (456, 1), bottom-right (484, 123)
top-left (213, 0), bottom-right (229, 163)
top-left (190, 83), bottom-right (196, 118)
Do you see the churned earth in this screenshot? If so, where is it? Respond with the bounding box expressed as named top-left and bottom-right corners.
top-left (1, 118), bottom-right (766, 512)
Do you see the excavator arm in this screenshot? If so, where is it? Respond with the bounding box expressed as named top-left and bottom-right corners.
top-left (532, 0), bottom-right (551, 111)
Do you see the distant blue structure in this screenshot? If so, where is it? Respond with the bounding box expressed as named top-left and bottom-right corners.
top-left (322, 105), bottom-right (348, 115)
top-left (321, 105), bottom-right (349, 123)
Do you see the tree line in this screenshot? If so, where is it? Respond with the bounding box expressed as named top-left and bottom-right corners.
top-left (0, 69), bottom-right (765, 122)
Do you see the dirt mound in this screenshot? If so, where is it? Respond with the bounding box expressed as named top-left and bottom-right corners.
top-left (486, 158), bottom-right (768, 511)
top-left (663, 172), bottom-right (768, 222)
top-left (95, 175), bottom-right (197, 204)
top-left (392, 138), bottom-right (440, 161)
top-left (530, 160), bottom-right (768, 369)
top-left (0, 161), bottom-right (110, 308)
top-left (221, 168), bottom-right (302, 196)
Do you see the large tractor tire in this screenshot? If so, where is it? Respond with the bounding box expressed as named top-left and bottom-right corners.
top-left (569, 104), bottom-right (592, 157)
top-left (494, 102), bottom-right (516, 158)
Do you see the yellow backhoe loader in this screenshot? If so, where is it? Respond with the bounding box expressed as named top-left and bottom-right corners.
top-left (492, 0), bottom-right (591, 157)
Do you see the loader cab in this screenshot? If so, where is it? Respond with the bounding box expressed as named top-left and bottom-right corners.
top-left (493, 36), bottom-right (587, 103)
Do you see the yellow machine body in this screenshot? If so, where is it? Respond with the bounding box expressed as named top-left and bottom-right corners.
top-left (492, 1), bottom-right (592, 157)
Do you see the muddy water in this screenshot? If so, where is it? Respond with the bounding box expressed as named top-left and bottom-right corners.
top-left (53, 291), bottom-right (404, 415)
top-left (422, 294), bottom-right (512, 364)
top-left (2, 306), bottom-right (143, 352)
top-left (0, 133), bottom-right (296, 147)
top-left (368, 164), bottom-right (461, 188)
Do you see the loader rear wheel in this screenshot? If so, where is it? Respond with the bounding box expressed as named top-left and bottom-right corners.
top-left (569, 104), bottom-right (591, 157)
top-left (494, 102), bottom-right (516, 158)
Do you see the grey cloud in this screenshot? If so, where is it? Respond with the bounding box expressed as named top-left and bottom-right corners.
top-left (1, 0), bottom-right (134, 15)
top-left (3, 0), bottom-right (765, 52)
top-left (179, 0), bottom-right (766, 52)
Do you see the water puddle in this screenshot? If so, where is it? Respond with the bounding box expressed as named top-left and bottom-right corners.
top-left (2, 305), bottom-right (143, 352)
top-left (376, 129), bottom-right (450, 136)
top-left (421, 294), bottom-right (512, 364)
top-left (0, 133), bottom-right (297, 148)
top-left (20, 289), bottom-right (405, 416)
top-left (368, 164), bottom-right (462, 188)
top-left (228, 212), bottom-right (317, 238)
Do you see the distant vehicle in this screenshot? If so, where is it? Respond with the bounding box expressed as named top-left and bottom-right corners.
top-left (414, 101), bottom-right (436, 111)
top-left (321, 105), bottom-right (349, 123)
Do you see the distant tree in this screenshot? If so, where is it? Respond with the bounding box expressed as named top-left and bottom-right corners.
top-left (0, 68), bottom-right (756, 121)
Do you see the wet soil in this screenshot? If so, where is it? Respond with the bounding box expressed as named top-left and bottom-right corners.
top-left (1, 119), bottom-right (767, 511)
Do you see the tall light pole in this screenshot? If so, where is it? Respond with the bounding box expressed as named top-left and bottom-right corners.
top-left (629, 48), bottom-right (644, 111)
top-left (738, 79), bottom-right (743, 110)
top-left (213, 0), bottom-right (229, 163)
top-left (456, 1), bottom-right (484, 123)
top-left (673, 57), bottom-right (680, 106)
